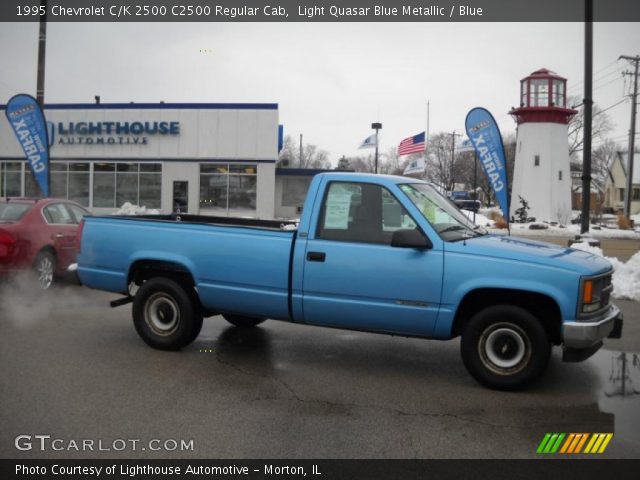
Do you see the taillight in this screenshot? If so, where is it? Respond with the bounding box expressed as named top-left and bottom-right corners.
top-left (0, 229), bottom-right (16, 258)
top-left (75, 220), bottom-right (85, 254)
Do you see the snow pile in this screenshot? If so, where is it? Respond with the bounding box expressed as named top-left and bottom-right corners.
top-left (113, 202), bottom-right (160, 215)
top-left (461, 210), bottom-right (495, 227)
top-left (570, 242), bottom-right (640, 302)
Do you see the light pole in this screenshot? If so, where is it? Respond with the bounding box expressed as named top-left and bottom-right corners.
top-left (371, 122), bottom-right (382, 174)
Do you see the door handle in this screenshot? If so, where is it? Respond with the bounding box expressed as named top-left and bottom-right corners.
top-left (307, 251), bottom-right (326, 262)
top-left (55, 233), bottom-right (64, 239)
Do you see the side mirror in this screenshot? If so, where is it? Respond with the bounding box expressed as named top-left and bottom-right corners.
top-left (391, 229), bottom-right (432, 250)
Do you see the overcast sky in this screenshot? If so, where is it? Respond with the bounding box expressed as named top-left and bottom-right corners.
top-left (1, 21), bottom-right (638, 163)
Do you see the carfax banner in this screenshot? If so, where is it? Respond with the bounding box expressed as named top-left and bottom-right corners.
top-left (5, 94), bottom-right (50, 197)
top-left (464, 107), bottom-right (509, 221)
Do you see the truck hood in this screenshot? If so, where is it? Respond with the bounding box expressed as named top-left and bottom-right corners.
top-left (446, 234), bottom-right (613, 275)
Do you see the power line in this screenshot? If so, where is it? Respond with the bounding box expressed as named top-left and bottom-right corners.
top-left (568, 63), bottom-right (624, 93)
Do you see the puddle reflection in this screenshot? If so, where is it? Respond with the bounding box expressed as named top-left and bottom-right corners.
top-left (591, 350), bottom-right (640, 445)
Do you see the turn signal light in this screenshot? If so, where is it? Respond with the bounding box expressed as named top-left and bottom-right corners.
top-left (583, 280), bottom-right (593, 304)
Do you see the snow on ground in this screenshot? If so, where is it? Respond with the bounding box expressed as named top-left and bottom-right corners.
top-left (571, 242), bottom-right (640, 302)
top-left (113, 203), bottom-right (160, 215)
top-left (462, 210), bottom-right (495, 227)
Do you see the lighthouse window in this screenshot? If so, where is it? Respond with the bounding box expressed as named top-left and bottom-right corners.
top-left (558, 170), bottom-right (563, 181)
top-left (531, 79), bottom-right (549, 107)
top-left (534, 155), bottom-right (540, 166)
top-left (553, 80), bottom-right (565, 107)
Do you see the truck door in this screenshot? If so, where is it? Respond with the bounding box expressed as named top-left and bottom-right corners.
top-left (300, 181), bottom-right (443, 337)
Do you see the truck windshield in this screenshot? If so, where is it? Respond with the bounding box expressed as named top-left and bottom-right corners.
top-left (400, 183), bottom-right (484, 242)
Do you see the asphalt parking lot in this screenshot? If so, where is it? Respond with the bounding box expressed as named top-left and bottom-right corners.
top-left (1, 278), bottom-right (638, 460)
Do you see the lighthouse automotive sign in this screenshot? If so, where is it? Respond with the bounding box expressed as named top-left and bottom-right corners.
top-left (5, 94), bottom-right (50, 196)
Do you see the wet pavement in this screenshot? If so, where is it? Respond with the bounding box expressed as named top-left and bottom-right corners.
top-left (0, 285), bottom-right (638, 459)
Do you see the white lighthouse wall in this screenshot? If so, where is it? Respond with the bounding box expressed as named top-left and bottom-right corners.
top-left (511, 122), bottom-right (573, 224)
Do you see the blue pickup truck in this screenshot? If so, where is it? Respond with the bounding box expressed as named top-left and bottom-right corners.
top-left (77, 173), bottom-right (622, 390)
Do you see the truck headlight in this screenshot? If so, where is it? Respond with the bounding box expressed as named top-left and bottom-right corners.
top-left (578, 273), bottom-right (612, 317)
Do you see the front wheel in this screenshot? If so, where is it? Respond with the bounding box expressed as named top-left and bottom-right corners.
top-left (460, 305), bottom-right (551, 390)
top-left (132, 277), bottom-right (203, 350)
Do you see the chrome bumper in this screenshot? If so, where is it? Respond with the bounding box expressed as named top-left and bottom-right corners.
top-left (563, 304), bottom-right (623, 349)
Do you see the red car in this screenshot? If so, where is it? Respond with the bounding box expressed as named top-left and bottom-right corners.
top-left (0, 198), bottom-right (89, 289)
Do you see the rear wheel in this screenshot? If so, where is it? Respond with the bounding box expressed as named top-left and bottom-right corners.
top-left (460, 305), bottom-right (551, 390)
top-left (223, 314), bottom-right (266, 328)
top-left (33, 251), bottom-right (56, 290)
top-left (132, 277), bottom-right (202, 350)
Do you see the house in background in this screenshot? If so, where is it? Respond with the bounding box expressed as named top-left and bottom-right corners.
top-left (604, 151), bottom-right (640, 215)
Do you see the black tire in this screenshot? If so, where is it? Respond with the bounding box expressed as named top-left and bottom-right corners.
top-left (33, 251), bottom-right (56, 290)
top-left (132, 277), bottom-right (203, 350)
top-left (460, 305), bottom-right (551, 391)
top-left (222, 313), bottom-right (266, 328)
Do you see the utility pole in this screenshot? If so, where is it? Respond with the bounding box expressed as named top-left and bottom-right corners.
top-left (36, 0), bottom-right (47, 106)
top-left (371, 122), bottom-right (382, 174)
top-left (299, 133), bottom-right (303, 168)
top-left (620, 54), bottom-right (639, 218)
top-left (581, 0), bottom-right (593, 235)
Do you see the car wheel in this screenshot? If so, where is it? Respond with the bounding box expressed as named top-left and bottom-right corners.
top-left (33, 251), bottom-right (56, 290)
top-left (460, 305), bottom-right (551, 390)
top-left (222, 314), bottom-right (266, 328)
top-left (132, 277), bottom-right (202, 350)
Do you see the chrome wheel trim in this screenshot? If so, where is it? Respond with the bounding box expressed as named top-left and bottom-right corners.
top-left (144, 292), bottom-right (180, 336)
top-left (479, 323), bottom-right (530, 374)
top-left (36, 256), bottom-right (54, 289)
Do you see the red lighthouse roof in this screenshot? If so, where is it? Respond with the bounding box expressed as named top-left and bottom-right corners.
top-left (509, 67), bottom-right (577, 125)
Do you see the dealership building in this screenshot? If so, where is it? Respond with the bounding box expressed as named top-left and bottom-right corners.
top-left (0, 102), bottom-right (313, 219)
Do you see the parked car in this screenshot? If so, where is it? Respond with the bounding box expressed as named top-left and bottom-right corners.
top-left (0, 198), bottom-right (89, 289)
top-left (77, 173), bottom-right (622, 390)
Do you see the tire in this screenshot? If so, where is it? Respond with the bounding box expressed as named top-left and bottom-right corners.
top-left (222, 313), bottom-right (266, 328)
top-left (132, 277), bottom-right (203, 350)
top-left (460, 305), bottom-right (551, 391)
top-left (33, 251), bottom-right (56, 290)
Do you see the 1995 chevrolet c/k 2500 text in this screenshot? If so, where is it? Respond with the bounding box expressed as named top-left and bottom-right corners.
top-left (77, 173), bottom-right (623, 390)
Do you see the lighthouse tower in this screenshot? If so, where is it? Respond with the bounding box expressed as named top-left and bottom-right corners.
top-left (509, 69), bottom-right (577, 224)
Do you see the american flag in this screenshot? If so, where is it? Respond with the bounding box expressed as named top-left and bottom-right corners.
top-left (398, 131), bottom-right (426, 156)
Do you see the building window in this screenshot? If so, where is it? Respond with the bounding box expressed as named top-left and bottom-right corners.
top-left (93, 162), bottom-right (161, 208)
top-left (534, 155), bottom-right (540, 166)
top-left (28, 162), bottom-right (91, 206)
top-left (200, 163), bottom-right (257, 215)
top-left (0, 162), bottom-right (22, 197)
top-left (619, 188), bottom-right (625, 202)
top-left (633, 188), bottom-right (640, 201)
top-left (558, 170), bottom-right (563, 181)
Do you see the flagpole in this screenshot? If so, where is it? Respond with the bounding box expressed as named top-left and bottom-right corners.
top-left (424, 101), bottom-right (429, 178)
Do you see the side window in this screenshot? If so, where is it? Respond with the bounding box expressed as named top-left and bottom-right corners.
top-left (43, 204), bottom-right (75, 225)
top-left (317, 182), bottom-right (418, 245)
top-left (67, 204), bottom-right (89, 224)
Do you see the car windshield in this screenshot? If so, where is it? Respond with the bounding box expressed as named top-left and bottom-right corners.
top-left (0, 203), bottom-right (31, 222)
top-left (399, 183), bottom-right (485, 241)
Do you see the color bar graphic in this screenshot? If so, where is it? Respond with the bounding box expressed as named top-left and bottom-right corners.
top-left (537, 433), bottom-right (613, 454)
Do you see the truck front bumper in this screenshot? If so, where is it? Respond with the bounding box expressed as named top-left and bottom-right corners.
top-left (562, 304), bottom-right (623, 362)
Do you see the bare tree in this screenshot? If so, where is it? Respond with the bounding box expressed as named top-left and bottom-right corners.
top-left (278, 135), bottom-right (330, 169)
top-left (567, 95), bottom-right (613, 158)
top-left (591, 138), bottom-right (620, 187)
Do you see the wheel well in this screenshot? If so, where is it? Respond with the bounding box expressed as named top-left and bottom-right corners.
top-left (451, 288), bottom-right (562, 345)
top-left (34, 245), bottom-right (57, 264)
top-left (128, 260), bottom-right (196, 290)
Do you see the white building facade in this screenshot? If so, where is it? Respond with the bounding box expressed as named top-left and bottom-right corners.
top-left (0, 103), bottom-right (279, 218)
top-left (509, 69), bottom-right (577, 224)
